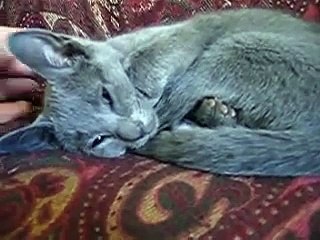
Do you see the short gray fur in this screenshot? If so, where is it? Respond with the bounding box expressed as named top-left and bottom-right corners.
top-left (1, 8), bottom-right (320, 177)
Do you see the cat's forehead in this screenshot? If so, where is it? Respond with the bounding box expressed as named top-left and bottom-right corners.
top-left (91, 42), bottom-right (124, 65)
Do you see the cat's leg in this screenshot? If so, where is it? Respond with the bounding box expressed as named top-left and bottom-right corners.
top-left (187, 97), bottom-right (238, 128)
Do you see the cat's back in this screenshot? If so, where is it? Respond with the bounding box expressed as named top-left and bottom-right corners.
top-left (183, 8), bottom-right (320, 73)
top-left (188, 8), bottom-right (320, 38)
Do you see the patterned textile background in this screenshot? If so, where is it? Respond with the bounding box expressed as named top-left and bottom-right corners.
top-left (0, 0), bottom-right (320, 239)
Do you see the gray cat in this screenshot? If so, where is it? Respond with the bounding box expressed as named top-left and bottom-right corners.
top-left (1, 8), bottom-right (320, 177)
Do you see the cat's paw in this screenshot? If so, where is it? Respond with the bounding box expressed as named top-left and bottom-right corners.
top-left (191, 97), bottom-right (238, 128)
top-left (202, 97), bottom-right (236, 118)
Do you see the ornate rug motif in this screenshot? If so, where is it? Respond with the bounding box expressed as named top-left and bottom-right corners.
top-left (0, 152), bottom-right (320, 239)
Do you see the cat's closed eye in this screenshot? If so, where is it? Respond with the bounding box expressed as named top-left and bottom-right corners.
top-left (135, 86), bottom-right (151, 98)
top-left (102, 87), bottom-right (113, 106)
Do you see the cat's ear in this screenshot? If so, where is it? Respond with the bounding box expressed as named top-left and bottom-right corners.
top-left (0, 117), bottom-right (59, 156)
top-left (8, 29), bottom-right (90, 76)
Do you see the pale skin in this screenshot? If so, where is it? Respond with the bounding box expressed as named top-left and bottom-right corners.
top-left (0, 27), bottom-right (38, 124)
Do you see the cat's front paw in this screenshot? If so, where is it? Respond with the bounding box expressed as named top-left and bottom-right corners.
top-left (190, 97), bottom-right (238, 128)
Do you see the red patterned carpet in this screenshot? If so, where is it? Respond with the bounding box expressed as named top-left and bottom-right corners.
top-left (0, 0), bottom-right (320, 239)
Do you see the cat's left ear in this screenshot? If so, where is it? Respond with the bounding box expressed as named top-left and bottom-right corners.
top-left (7, 28), bottom-right (90, 77)
top-left (0, 117), bottom-right (59, 156)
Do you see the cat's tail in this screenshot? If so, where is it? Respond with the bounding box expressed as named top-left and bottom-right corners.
top-left (136, 125), bottom-right (320, 177)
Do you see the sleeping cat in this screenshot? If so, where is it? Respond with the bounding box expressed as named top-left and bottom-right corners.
top-left (1, 8), bottom-right (320, 177)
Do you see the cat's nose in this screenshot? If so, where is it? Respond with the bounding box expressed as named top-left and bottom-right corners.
top-left (116, 117), bottom-right (157, 142)
top-left (136, 116), bottom-right (157, 135)
top-left (116, 122), bottom-right (143, 141)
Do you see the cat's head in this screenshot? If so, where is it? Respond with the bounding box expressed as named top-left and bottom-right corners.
top-left (0, 29), bottom-right (160, 158)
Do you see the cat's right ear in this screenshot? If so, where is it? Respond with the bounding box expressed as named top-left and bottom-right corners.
top-left (0, 117), bottom-right (59, 156)
top-left (7, 29), bottom-right (90, 76)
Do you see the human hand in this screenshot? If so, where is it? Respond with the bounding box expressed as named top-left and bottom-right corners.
top-left (0, 26), bottom-right (39, 124)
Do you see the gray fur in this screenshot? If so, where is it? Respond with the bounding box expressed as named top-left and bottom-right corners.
top-left (1, 8), bottom-right (320, 177)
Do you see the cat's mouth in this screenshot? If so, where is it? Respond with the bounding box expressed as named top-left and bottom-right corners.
top-left (124, 124), bottom-right (159, 153)
top-left (127, 129), bottom-right (157, 149)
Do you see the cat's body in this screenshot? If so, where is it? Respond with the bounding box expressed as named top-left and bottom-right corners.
top-left (1, 8), bottom-right (320, 176)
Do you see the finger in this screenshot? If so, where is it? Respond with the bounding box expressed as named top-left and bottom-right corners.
top-left (0, 78), bottom-right (39, 99)
top-left (0, 27), bottom-right (33, 75)
top-left (1, 56), bottom-right (33, 76)
top-left (0, 101), bottom-right (33, 124)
